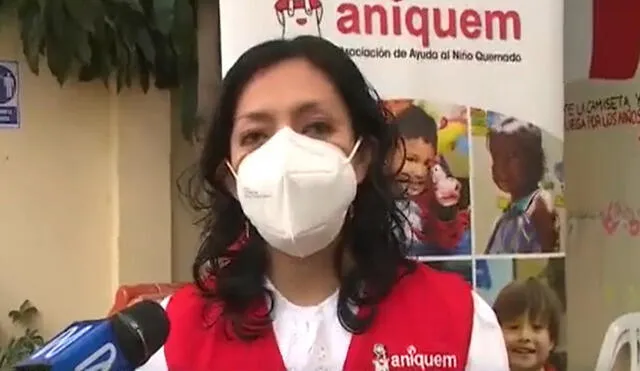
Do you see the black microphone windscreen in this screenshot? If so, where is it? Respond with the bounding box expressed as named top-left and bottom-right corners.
top-left (110, 300), bottom-right (170, 367)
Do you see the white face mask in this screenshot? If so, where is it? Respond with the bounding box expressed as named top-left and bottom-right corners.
top-left (227, 127), bottom-right (362, 258)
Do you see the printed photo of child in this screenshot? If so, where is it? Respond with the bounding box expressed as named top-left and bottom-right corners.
top-left (385, 99), bottom-right (471, 258)
top-left (471, 110), bottom-right (565, 255)
top-left (475, 257), bottom-right (567, 371)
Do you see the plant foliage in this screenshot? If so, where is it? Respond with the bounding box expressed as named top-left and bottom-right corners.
top-left (0, 0), bottom-right (199, 140)
top-left (0, 300), bottom-right (44, 370)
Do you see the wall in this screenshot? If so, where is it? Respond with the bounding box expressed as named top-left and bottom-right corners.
top-left (170, 0), bottom-right (221, 283)
top-left (170, 92), bottom-right (200, 283)
top-left (0, 0), bottom-right (219, 338)
top-left (565, 78), bottom-right (640, 369)
top-left (0, 21), bottom-right (172, 339)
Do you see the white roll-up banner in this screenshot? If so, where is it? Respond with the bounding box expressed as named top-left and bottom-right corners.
top-left (219, 1), bottom-right (567, 369)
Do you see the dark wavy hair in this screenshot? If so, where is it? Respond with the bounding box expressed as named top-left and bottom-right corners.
top-left (186, 35), bottom-right (415, 340)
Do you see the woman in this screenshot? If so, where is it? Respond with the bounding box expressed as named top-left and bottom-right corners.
top-left (139, 36), bottom-right (509, 370)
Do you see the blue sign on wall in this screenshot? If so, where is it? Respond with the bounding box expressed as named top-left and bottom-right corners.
top-left (0, 61), bottom-right (19, 128)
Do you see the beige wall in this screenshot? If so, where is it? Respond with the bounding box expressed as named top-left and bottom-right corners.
top-left (565, 78), bottom-right (640, 369)
top-left (0, 21), bottom-right (174, 339)
top-left (170, 92), bottom-right (200, 283)
top-left (170, 0), bottom-right (221, 283)
top-left (0, 3), bottom-right (217, 337)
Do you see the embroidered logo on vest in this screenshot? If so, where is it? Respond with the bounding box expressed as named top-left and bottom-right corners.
top-left (372, 344), bottom-right (459, 370)
top-left (372, 344), bottom-right (390, 371)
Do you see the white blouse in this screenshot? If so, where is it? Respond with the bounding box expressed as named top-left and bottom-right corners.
top-left (138, 289), bottom-right (509, 370)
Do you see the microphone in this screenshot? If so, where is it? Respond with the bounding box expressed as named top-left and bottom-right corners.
top-left (14, 300), bottom-right (169, 371)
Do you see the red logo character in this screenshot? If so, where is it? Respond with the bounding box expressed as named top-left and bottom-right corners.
top-left (274, 0), bottom-right (324, 39)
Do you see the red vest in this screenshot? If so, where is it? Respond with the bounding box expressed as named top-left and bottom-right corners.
top-left (164, 265), bottom-right (473, 370)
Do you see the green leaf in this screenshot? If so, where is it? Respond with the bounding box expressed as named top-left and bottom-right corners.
top-left (137, 49), bottom-right (150, 92)
top-left (46, 0), bottom-right (67, 39)
top-left (16, 0), bottom-right (36, 19)
top-left (99, 24), bottom-right (116, 87)
top-left (80, 16), bottom-right (114, 86)
top-left (117, 22), bottom-right (138, 54)
top-left (171, 0), bottom-right (194, 57)
top-left (45, 35), bottom-right (72, 85)
top-left (43, 0), bottom-right (73, 85)
top-left (18, 300), bottom-right (32, 312)
top-left (114, 36), bottom-right (129, 92)
top-left (153, 39), bottom-right (178, 88)
top-left (17, 0), bottom-right (43, 74)
top-left (153, 0), bottom-right (175, 35)
top-left (113, 0), bottom-right (143, 13)
top-left (63, 0), bottom-right (102, 32)
top-left (33, 336), bottom-right (44, 346)
top-left (136, 28), bottom-right (155, 63)
top-left (21, 306), bottom-right (38, 319)
top-left (0, 0), bottom-right (20, 14)
top-left (125, 48), bottom-right (137, 88)
top-left (180, 70), bottom-right (197, 141)
top-left (0, 301), bottom-right (42, 368)
top-left (55, 19), bottom-right (93, 65)
top-left (0, 348), bottom-right (7, 367)
top-left (74, 30), bottom-right (92, 64)
top-left (8, 310), bottom-right (20, 322)
top-left (13, 0), bottom-right (199, 137)
top-left (5, 339), bottom-right (15, 350)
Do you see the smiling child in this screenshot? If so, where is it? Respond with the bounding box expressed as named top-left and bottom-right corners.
top-left (493, 277), bottom-right (563, 371)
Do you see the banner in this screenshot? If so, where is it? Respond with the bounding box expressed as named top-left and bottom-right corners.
top-left (220, 1), bottom-right (565, 369)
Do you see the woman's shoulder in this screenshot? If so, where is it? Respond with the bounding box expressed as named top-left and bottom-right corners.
top-left (401, 263), bottom-right (472, 291)
top-left (392, 263), bottom-right (473, 312)
top-left (163, 283), bottom-right (219, 318)
top-left (156, 283), bottom-right (223, 340)
top-left (165, 284), bottom-right (224, 347)
top-left (165, 283), bottom-right (204, 305)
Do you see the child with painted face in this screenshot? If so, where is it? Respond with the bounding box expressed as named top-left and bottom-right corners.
top-left (486, 118), bottom-right (559, 254)
top-left (137, 36), bottom-right (508, 371)
top-left (493, 278), bottom-right (563, 371)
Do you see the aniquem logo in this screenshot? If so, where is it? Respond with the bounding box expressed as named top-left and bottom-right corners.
top-left (274, 0), bottom-right (522, 46)
top-left (273, 0), bottom-right (636, 80)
